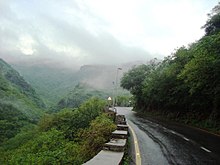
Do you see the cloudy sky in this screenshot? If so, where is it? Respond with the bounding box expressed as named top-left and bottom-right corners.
top-left (0, 0), bottom-right (219, 66)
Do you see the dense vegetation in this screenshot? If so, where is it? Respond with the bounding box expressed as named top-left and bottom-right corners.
top-left (12, 64), bottom-right (79, 106)
top-left (0, 59), bottom-right (45, 144)
top-left (13, 63), bottom-right (127, 107)
top-left (2, 3), bottom-right (219, 164)
top-left (1, 59), bottom-right (116, 164)
top-left (115, 95), bottom-right (133, 107)
top-left (56, 83), bottom-right (109, 111)
top-left (121, 3), bottom-right (220, 132)
top-left (0, 98), bottom-right (116, 164)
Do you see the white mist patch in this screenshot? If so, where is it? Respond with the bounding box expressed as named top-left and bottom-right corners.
top-left (17, 35), bottom-right (36, 55)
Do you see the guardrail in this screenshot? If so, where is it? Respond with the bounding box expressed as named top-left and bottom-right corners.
top-left (83, 114), bottom-right (128, 165)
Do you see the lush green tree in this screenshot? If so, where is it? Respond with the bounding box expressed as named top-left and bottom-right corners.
top-left (203, 2), bottom-right (220, 36)
top-left (56, 83), bottom-right (108, 110)
top-left (121, 62), bottom-right (158, 110)
top-left (120, 3), bottom-right (220, 126)
top-left (2, 129), bottom-right (83, 165)
top-left (78, 114), bottom-right (116, 161)
top-left (179, 33), bottom-right (220, 119)
top-left (0, 59), bottom-right (46, 145)
top-left (0, 102), bottom-right (30, 144)
top-left (142, 47), bottom-right (192, 112)
top-left (1, 98), bottom-right (116, 164)
top-left (39, 98), bottom-right (106, 139)
top-left (116, 95), bottom-right (132, 106)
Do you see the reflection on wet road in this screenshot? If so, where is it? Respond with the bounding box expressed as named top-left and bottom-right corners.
top-left (117, 107), bottom-right (220, 165)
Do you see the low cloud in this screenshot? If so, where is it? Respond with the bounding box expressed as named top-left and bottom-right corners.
top-left (0, 0), bottom-right (152, 68)
top-left (0, 0), bottom-right (218, 68)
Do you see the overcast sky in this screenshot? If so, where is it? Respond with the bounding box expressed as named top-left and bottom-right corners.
top-left (0, 0), bottom-right (219, 66)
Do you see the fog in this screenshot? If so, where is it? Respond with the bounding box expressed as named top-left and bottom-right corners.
top-left (0, 0), bottom-right (218, 68)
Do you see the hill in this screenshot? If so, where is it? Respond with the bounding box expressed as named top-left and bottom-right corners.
top-left (55, 83), bottom-right (109, 110)
top-left (12, 63), bottom-right (78, 106)
top-left (0, 58), bottom-right (45, 143)
top-left (11, 60), bottom-right (142, 106)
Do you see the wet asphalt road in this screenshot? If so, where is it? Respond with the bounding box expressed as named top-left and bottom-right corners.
top-left (116, 107), bottom-right (220, 165)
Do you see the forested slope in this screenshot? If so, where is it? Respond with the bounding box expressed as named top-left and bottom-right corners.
top-left (12, 64), bottom-right (79, 106)
top-left (56, 83), bottom-right (109, 110)
top-left (0, 98), bottom-right (116, 164)
top-left (121, 3), bottom-right (220, 132)
top-left (0, 58), bottom-right (116, 164)
top-left (0, 58), bottom-right (45, 143)
top-left (12, 62), bottom-right (138, 107)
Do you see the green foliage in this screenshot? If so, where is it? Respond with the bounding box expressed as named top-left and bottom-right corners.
top-left (4, 4), bottom-right (220, 161)
top-left (12, 63), bottom-right (128, 107)
top-left (0, 59), bottom-right (45, 144)
top-left (122, 136), bottom-right (131, 165)
top-left (1, 98), bottom-right (116, 164)
top-left (40, 98), bottom-right (106, 138)
top-left (203, 2), bottom-right (220, 36)
top-left (116, 95), bottom-right (132, 106)
top-left (0, 102), bottom-right (30, 144)
top-left (12, 64), bottom-right (79, 106)
top-left (179, 33), bottom-right (220, 119)
top-left (1, 124), bottom-right (38, 151)
top-left (2, 129), bottom-right (83, 165)
top-left (56, 83), bottom-right (108, 110)
top-left (78, 114), bottom-right (116, 160)
top-left (121, 62), bottom-right (158, 110)
top-left (121, 4), bottom-right (220, 129)
top-left (0, 59), bottom-right (45, 109)
top-left (121, 64), bottom-right (151, 95)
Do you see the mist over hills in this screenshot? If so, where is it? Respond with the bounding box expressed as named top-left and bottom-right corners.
top-left (56, 83), bottom-right (109, 111)
top-left (0, 59), bottom-right (45, 111)
top-left (11, 58), bottom-right (145, 106)
top-left (12, 63), bottom-right (78, 106)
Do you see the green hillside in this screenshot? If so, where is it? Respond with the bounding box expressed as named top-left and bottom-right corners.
top-left (55, 83), bottom-right (109, 110)
top-left (0, 59), bottom-right (45, 143)
top-left (12, 64), bottom-right (79, 106)
top-left (0, 59), bottom-right (116, 164)
top-left (12, 63), bottom-right (135, 107)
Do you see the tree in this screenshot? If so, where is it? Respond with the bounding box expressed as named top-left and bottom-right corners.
top-left (203, 2), bottom-right (220, 35)
top-left (78, 114), bottom-right (116, 161)
top-left (179, 34), bottom-right (220, 119)
top-left (1, 98), bottom-right (115, 164)
top-left (3, 129), bottom-right (83, 165)
top-left (121, 62), bottom-right (158, 110)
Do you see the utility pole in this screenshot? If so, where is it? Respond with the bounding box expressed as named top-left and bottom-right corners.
top-left (115, 67), bottom-right (122, 112)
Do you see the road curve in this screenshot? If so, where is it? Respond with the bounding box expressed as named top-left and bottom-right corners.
top-left (117, 107), bottom-right (220, 165)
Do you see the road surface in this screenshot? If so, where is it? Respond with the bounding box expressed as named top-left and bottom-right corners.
top-left (117, 107), bottom-right (220, 165)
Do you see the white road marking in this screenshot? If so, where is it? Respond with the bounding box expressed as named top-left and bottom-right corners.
top-left (169, 129), bottom-right (212, 153)
top-left (171, 130), bottom-right (177, 135)
top-left (201, 147), bottom-right (211, 153)
top-left (169, 130), bottom-right (190, 142)
top-left (183, 137), bottom-right (190, 141)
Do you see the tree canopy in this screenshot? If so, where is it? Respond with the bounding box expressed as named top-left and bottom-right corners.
top-left (121, 3), bottom-right (220, 127)
top-left (0, 98), bottom-right (116, 164)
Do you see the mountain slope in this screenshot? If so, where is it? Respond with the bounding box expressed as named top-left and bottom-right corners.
top-left (12, 63), bottom-right (79, 106)
top-left (0, 58), bottom-right (45, 143)
top-left (56, 83), bottom-right (109, 110)
top-left (11, 60), bottom-right (143, 107)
